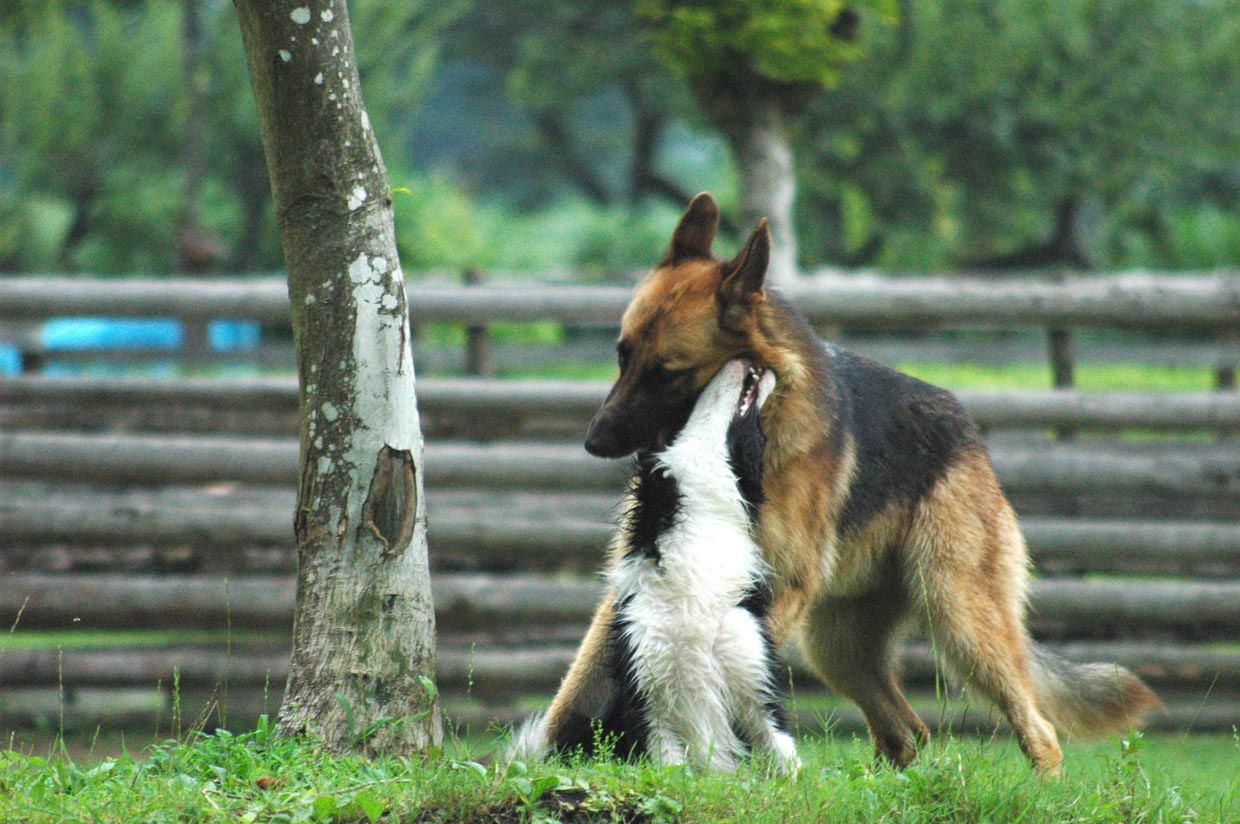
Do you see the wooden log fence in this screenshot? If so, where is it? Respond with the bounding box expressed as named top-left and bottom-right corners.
top-left (10, 642), bottom-right (1240, 722)
top-left (3, 487), bottom-right (1240, 573)
top-left (10, 334), bottom-right (1240, 381)
top-left (2, 272), bottom-right (1240, 329)
top-left (3, 641), bottom-right (1238, 698)
top-left (3, 430), bottom-right (1240, 498)
top-left (1, 273), bottom-right (1238, 736)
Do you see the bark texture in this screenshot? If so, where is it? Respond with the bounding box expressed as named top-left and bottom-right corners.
top-left (233, 0), bottom-right (440, 755)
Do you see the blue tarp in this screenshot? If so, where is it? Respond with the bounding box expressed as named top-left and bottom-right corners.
top-left (41, 318), bottom-right (261, 351)
top-left (9, 317), bottom-right (264, 376)
top-left (42, 318), bottom-right (183, 350)
top-left (0, 343), bottom-right (21, 376)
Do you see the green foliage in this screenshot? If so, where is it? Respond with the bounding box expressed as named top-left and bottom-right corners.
top-left (637, 0), bottom-right (896, 87)
top-left (0, 0), bottom-right (185, 272)
top-left (797, 0), bottom-right (1240, 270)
top-left (394, 188), bottom-right (698, 274)
top-left (435, 0), bottom-right (714, 212)
top-left (5, 0), bottom-right (1240, 276)
top-left (495, 1), bottom-right (669, 112)
top-left (0, 0), bottom-right (459, 275)
top-left (391, 173), bottom-right (490, 271)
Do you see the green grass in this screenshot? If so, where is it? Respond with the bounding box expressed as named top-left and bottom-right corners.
top-left (496, 360), bottom-right (1219, 391)
top-left (2, 724), bottom-right (1237, 823)
top-left (0, 629), bottom-right (287, 652)
top-left (894, 362), bottom-right (1218, 392)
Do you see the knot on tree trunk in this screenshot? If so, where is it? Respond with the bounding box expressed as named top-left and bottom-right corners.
top-left (361, 444), bottom-right (417, 558)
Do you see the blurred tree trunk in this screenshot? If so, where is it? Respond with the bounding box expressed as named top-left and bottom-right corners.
top-left (693, 75), bottom-right (807, 286)
top-left (233, 0), bottom-right (441, 756)
top-left (726, 100), bottom-right (798, 286)
top-left (177, 0), bottom-right (224, 276)
top-left (533, 112), bottom-right (611, 205)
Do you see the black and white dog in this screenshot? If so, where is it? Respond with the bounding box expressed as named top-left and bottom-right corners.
top-left (512, 359), bottom-right (798, 773)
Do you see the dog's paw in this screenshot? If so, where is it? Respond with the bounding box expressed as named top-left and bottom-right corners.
top-left (766, 731), bottom-right (801, 777)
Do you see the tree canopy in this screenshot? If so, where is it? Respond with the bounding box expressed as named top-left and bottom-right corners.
top-left (637, 0), bottom-right (894, 88)
top-left (3, 0), bottom-right (1239, 275)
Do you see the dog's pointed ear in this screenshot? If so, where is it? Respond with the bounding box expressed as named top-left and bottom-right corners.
top-left (718, 219), bottom-right (770, 331)
top-left (669, 192), bottom-right (719, 262)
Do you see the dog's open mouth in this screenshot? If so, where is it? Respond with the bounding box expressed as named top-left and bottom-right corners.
top-left (737, 361), bottom-right (775, 417)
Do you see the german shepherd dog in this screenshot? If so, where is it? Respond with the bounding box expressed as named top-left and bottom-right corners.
top-left (512, 359), bottom-right (798, 772)
top-left (525, 193), bottom-right (1159, 775)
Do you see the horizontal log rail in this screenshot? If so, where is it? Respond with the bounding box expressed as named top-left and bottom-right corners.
top-left (0, 643), bottom-right (577, 693)
top-left (1, 640), bottom-right (1235, 693)
top-left (2, 272), bottom-right (1239, 329)
top-left (11, 335), bottom-right (1240, 376)
top-left (5, 573), bottom-right (1240, 635)
top-left (2, 683), bottom-right (1234, 734)
top-left (0, 573), bottom-right (601, 630)
top-left (2, 487), bottom-right (1239, 572)
top-left (3, 431), bottom-right (1238, 498)
top-left (5, 376), bottom-right (1240, 432)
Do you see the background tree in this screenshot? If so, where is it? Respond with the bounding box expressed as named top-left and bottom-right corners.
top-left (636, 0), bottom-right (897, 283)
top-left (446, 0), bottom-right (697, 210)
top-left (233, 0), bottom-right (440, 755)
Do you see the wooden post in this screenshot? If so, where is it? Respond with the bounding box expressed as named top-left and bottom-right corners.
top-left (19, 349), bottom-right (45, 375)
top-left (1048, 327), bottom-right (1076, 441)
top-left (1213, 331), bottom-right (1236, 391)
top-left (1216, 330), bottom-right (1238, 439)
top-left (463, 269), bottom-right (492, 376)
top-left (182, 321), bottom-right (211, 368)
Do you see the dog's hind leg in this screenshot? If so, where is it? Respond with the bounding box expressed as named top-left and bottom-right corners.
top-left (799, 579), bottom-right (929, 768)
top-left (510, 592), bottom-right (623, 760)
top-left (908, 459), bottom-right (1063, 775)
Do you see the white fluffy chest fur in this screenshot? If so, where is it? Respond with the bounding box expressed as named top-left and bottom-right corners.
top-left (610, 444), bottom-right (762, 626)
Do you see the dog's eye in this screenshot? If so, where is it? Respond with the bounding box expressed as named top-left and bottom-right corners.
top-left (649, 361), bottom-right (690, 381)
top-left (617, 342), bottom-right (633, 372)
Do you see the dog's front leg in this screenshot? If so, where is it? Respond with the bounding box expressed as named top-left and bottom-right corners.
top-left (716, 608), bottom-right (800, 775)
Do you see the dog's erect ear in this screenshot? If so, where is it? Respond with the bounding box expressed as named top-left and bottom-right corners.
top-left (669, 192), bottom-right (719, 262)
top-left (718, 219), bottom-right (770, 331)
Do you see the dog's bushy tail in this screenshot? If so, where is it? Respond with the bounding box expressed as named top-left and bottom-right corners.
top-left (506, 710), bottom-right (550, 763)
top-left (1029, 644), bottom-right (1162, 736)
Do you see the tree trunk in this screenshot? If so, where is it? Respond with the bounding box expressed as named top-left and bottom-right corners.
top-left (232, 0), bottom-right (441, 755)
top-left (728, 99), bottom-right (799, 286)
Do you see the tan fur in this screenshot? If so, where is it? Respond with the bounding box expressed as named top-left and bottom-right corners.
top-left (541, 195), bottom-right (1158, 775)
top-left (905, 452), bottom-right (1064, 771)
top-left (544, 588), bottom-right (618, 745)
